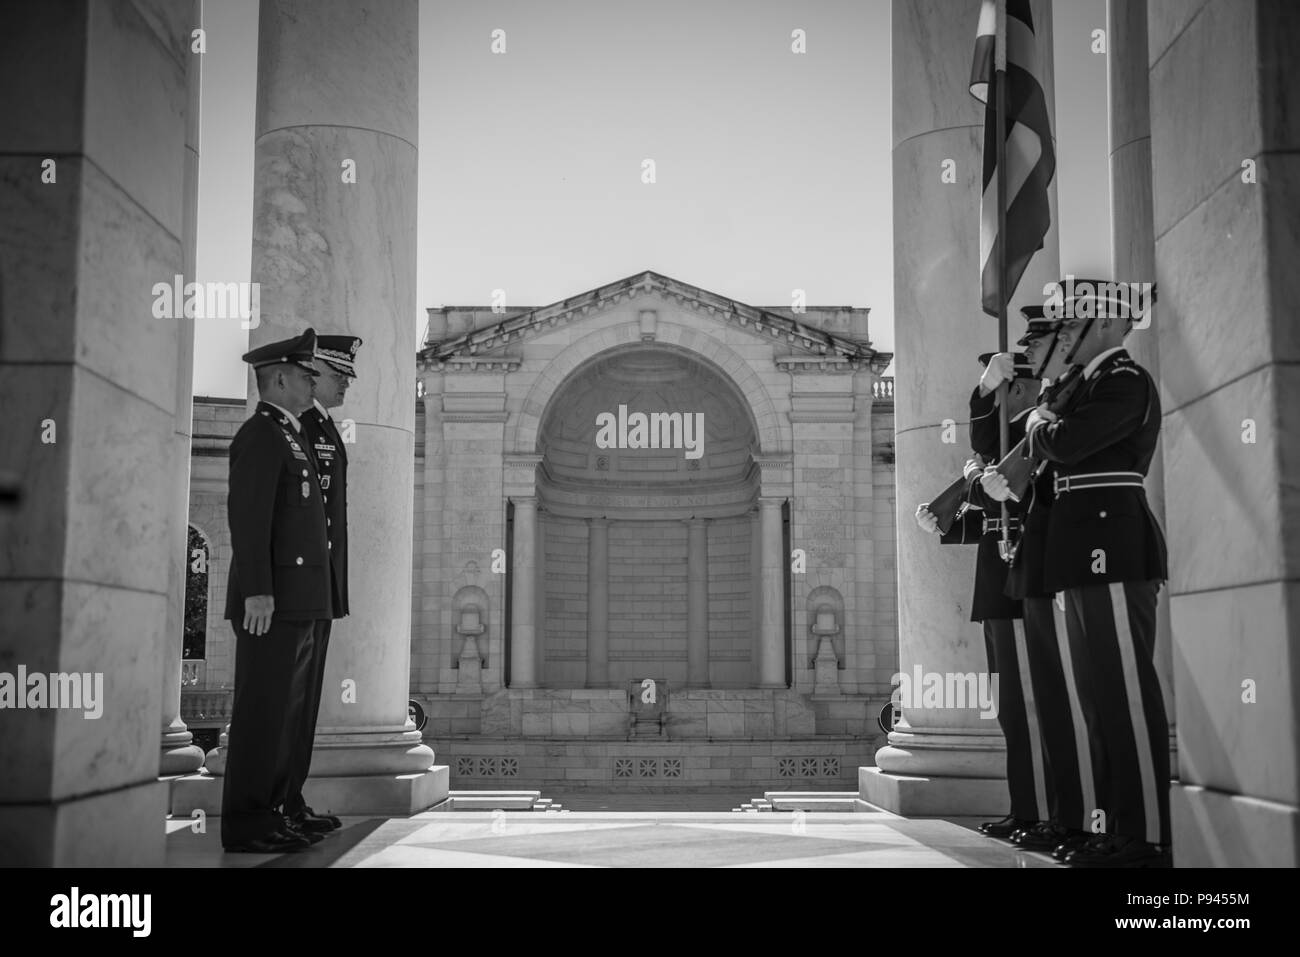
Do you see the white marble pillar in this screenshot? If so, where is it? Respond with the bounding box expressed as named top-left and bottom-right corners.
top-left (1147, 0), bottom-right (1300, 866)
top-left (0, 1), bottom-right (189, 864)
top-left (197, 0), bottom-right (442, 814)
top-left (864, 0), bottom-right (1059, 815)
top-left (160, 0), bottom-right (207, 778)
top-left (510, 497), bottom-right (539, 689)
top-left (750, 505), bottom-right (762, 685)
top-left (686, 517), bottom-right (710, 688)
top-left (757, 499), bottom-right (786, 688)
top-left (1106, 0), bottom-right (1176, 737)
top-left (586, 517), bottom-right (610, 688)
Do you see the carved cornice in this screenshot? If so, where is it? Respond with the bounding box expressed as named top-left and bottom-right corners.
top-left (417, 271), bottom-right (885, 371)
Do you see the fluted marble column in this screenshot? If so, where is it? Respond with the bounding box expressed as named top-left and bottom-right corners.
top-left (160, 0), bottom-right (207, 778)
top-left (1106, 0), bottom-right (1176, 746)
top-left (586, 517), bottom-right (610, 688)
top-left (864, 0), bottom-right (1059, 815)
top-left (186, 0), bottom-right (443, 815)
top-left (510, 497), bottom-right (539, 689)
top-left (686, 518), bottom-right (710, 688)
top-left (757, 499), bottom-right (786, 688)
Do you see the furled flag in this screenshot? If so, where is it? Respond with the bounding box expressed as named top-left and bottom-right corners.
top-left (970, 0), bottom-right (1055, 317)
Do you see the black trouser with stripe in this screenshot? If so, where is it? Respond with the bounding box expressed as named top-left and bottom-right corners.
top-left (283, 619), bottom-right (332, 818)
top-left (221, 618), bottom-right (313, 845)
top-left (983, 618), bottom-right (1050, 823)
top-left (1022, 596), bottom-right (1095, 832)
top-left (1062, 581), bottom-right (1170, 846)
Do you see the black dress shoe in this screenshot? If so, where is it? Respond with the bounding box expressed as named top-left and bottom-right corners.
top-left (292, 808), bottom-right (342, 833)
top-left (979, 815), bottom-right (1035, 839)
top-left (279, 822), bottom-right (324, 845)
top-left (1051, 830), bottom-right (1095, 860)
top-left (1066, 835), bottom-right (1171, 868)
top-left (224, 829), bottom-right (311, 854)
top-left (1016, 822), bottom-right (1071, 851)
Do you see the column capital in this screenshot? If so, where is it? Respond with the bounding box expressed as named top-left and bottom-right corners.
top-left (753, 453), bottom-right (793, 498)
top-left (503, 452), bottom-right (543, 497)
top-left (588, 515), bottom-right (610, 527)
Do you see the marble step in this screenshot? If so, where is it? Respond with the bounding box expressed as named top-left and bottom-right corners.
top-left (762, 791), bottom-right (859, 812)
top-left (446, 790), bottom-right (541, 810)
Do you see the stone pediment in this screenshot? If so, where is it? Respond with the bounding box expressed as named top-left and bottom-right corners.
top-left (418, 271), bottom-right (891, 373)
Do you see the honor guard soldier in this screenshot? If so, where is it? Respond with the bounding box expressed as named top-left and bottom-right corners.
top-left (282, 334), bottom-right (363, 836)
top-left (915, 347), bottom-right (1049, 840)
top-left (1024, 281), bottom-right (1170, 867)
top-left (221, 329), bottom-right (333, 854)
top-left (982, 305), bottom-right (1100, 861)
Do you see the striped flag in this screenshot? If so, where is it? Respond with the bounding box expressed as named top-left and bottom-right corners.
top-left (970, 0), bottom-right (1055, 317)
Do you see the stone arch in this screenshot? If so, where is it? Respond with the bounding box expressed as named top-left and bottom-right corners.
top-left (509, 315), bottom-right (788, 455)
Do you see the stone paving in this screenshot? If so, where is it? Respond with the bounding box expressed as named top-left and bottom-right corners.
top-left (164, 793), bottom-right (1059, 868)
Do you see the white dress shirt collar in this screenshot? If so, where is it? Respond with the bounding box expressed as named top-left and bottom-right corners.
top-left (264, 400), bottom-right (302, 433)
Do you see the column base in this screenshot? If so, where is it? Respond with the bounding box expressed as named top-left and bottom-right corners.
top-left (0, 779), bottom-right (167, 866)
top-left (160, 733), bottom-right (206, 776)
top-left (1171, 782), bottom-right (1300, 867)
top-left (171, 766), bottom-right (450, 817)
top-left (858, 766), bottom-right (1008, 817)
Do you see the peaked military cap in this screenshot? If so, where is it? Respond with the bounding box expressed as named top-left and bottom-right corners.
top-left (1045, 277), bottom-right (1158, 322)
top-left (1016, 304), bottom-right (1062, 347)
top-left (315, 334), bottom-right (364, 378)
top-left (242, 328), bottom-right (320, 375)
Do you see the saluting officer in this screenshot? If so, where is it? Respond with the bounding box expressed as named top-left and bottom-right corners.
top-left (1024, 281), bottom-right (1170, 868)
top-left (915, 344), bottom-right (1049, 840)
top-left (983, 305), bottom-right (1100, 861)
top-left (221, 329), bottom-right (333, 854)
top-left (281, 334), bottom-right (363, 836)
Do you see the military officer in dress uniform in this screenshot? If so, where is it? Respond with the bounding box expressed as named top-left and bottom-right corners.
top-left (281, 334), bottom-right (363, 836)
top-left (982, 305), bottom-right (1101, 861)
top-left (221, 329), bottom-right (333, 854)
top-left (1011, 281), bottom-right (1169, 867)
top-left (915, 344), bottom-right (1049, 840)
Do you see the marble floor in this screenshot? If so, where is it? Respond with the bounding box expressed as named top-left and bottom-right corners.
top-left (164, 796), bottom-right (1061, 868)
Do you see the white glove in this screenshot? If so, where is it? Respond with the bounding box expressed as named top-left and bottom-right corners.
top-left (1026, 405), bottom-right (1058, 431)
top-left (963, 457), bottom-right (985, 482)
top-left (979, 353), bottom-right (1016, 394)
top-left (980, 466), bottom-right (1012, 502)
top-left (914, 503), bottom-right (940, 534)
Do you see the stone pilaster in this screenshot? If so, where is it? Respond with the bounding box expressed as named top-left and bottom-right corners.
top-left (0, 0), bottom-right (191, 864)
top-left (686, 517), bottom-right (710, 688)
top-left (586, 517), bottom-right (610, 688)
top-left (1147, 0), bottom-right (1300, 866)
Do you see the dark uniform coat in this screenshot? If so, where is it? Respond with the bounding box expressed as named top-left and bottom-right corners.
top-left (300, 402), bottom-right (349, 618)
top-left (938, 386), bottom-right (1029, 623)
top-left (1029, 349), bottom-right (1168, 593)
top-left (224, 401), bottom-right (333, 622)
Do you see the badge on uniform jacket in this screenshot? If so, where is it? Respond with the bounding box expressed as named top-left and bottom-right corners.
top-left (320, 475), bottom-right (331, 490)
top-left (301, 481), bottom-right (310, 499)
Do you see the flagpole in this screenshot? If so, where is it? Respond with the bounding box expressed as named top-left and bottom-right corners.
top-left (994, 0), bottom-right (1011, 559)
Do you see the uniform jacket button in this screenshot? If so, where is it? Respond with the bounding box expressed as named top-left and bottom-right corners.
top-left (296, 556), bottom-right (304, 565)
top-left (329, 541), bottom-right (333, 549)
top-left (302, 469), bottom-right (308, 477)
top-left (1099, 510), bottom-right (1107, 518)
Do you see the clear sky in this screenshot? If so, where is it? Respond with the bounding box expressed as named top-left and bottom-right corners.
top-left (193, 0), bottom-right (1109, 398)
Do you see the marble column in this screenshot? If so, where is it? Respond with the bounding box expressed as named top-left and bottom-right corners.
top-left (1106, 0), bottom-right (1176, 740)
top-left (1146, 0), bottom-right (1300, 866)
top-left (750, 505), bottom-right (762, 685)
top-left (757, 499), bottom-right (786, 688)
top-left (178, 0), bottom-right (444, 815)
top-left (686, 517), bottom-right (710, 689)
top-left (863, 0), bottom-right (1059, 815)
top-left (0, 1), bottom-right (190, 865)
top-left (160, 0), bottom-right (207, 778)
top-left (586, 517), bottom-right (610, 688)
top-left (510, 497), bottom-right (539, 689)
